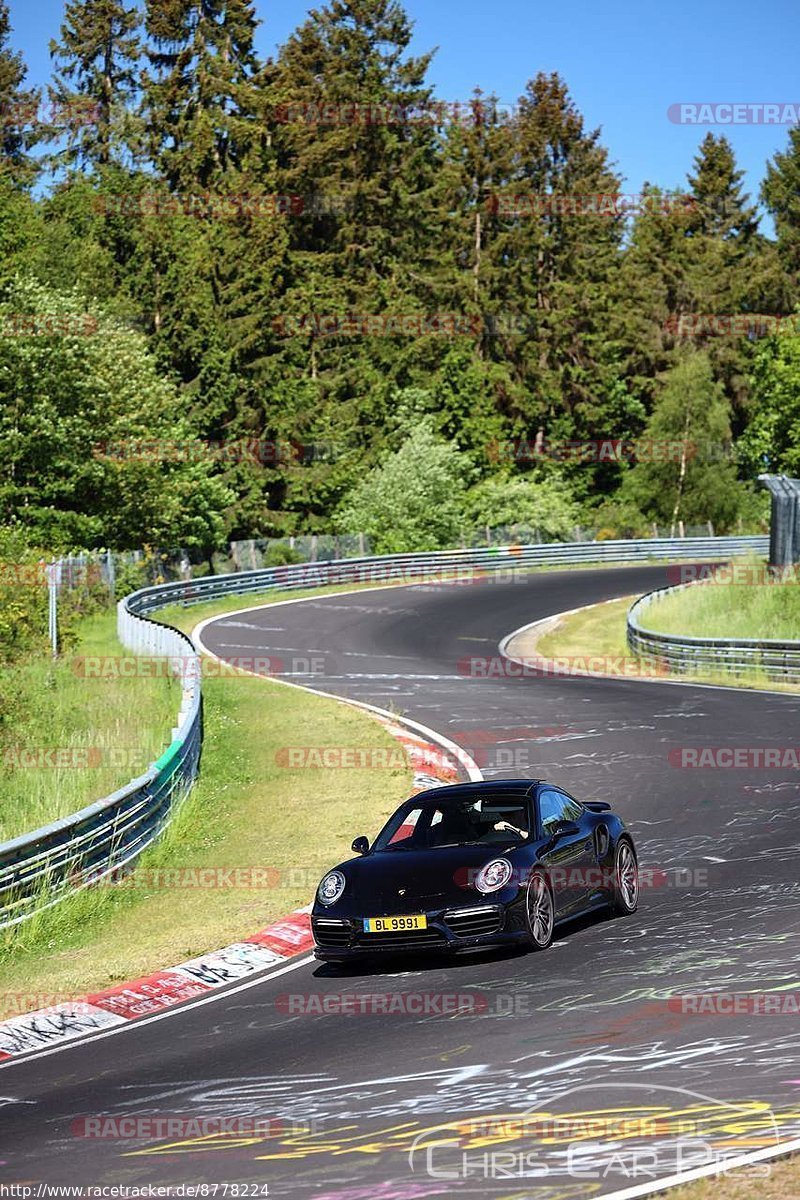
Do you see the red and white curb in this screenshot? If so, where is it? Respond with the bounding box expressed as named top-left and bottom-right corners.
top-left (0, 910), bottom-right (315, 1061)
top-left (0, 662), bottom-right (478, 1064)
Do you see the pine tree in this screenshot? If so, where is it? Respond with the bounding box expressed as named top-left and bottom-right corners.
top-left (49, 0), bottom-right (141, 169)
top-left (271, 0), bottom-right (441, 335)
top-left (614, 185), bottom-right (695, 410)
top-left (618, 138), bottom-right (782, 436)
top-left (435, 91), bottom-right (516, 342)
top-left (0, 1), bottom-right (40, 186)
top-left (686, 134), bottom-right (758, 243)
top-left (499, 72), bottom-right (628, 499)
top-left (143, 0), bottom-right (261, 190)
top-left (260, 0), bottom-right (445, 519)
top-left (762, 126), bottom-right (800, 306)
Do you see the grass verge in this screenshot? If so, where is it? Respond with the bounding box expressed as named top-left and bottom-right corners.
top-left (642, 567), bottom-right (800, 640)
top-left (536, 596), bottom-right (634, 665)
top-left (530, 594), bottom-right (800, 693)
top-left (669, 1154), bottom-right (800, 1199)
top-left (0, 654), bottom-right (411, 1008)
top-left (0, 609), bottom-right (177, 842)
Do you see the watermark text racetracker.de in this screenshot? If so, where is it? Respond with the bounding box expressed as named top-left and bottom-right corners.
top-left (1, 313), bottom-right (99, 337)
top-left (69, 654), bottom-right (326, 680)
top-left (71, 1115), bottom-right (299, 1139)
top-left (271, 312), bottom-right (535, 338)
top-left (488, 436), bottom-right (699, 464)
top-left (0, 561), bottom-right (102, 588)
top-left (669, 991), bottom-right (800, 1016)
top-left (458, 654), bottom-right (670, 678)
top-left (272, 98), bottom-right (515, 126)
top-left (1, 746), bottom-right (150, 772)
top-left (274, 726), bottom-right (577, 772)
top-left (667, 562), bottom-right (800, 585)
top-left (669, 746), bottom-right (800, 769)
top-left (487, 192), bottom-right (696, 218)
top-left (94, 191), bottom-right (304, 220)
top-left (668, 101), bottom-right (800, 124)
top-left (93, 438), bottom-right (340, 465)
top-left (665, 312), bottom-right (800, 338)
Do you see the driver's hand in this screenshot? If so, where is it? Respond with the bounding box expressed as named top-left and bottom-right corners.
top-left (494, 820), bottom-right (528, 838)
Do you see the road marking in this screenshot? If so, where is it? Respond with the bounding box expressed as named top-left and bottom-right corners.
top-left (0, 955), bottom-right (316, 1072)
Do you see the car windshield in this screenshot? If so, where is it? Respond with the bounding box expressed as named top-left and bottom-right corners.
top-left (372, 794), bottom-right (530, 851)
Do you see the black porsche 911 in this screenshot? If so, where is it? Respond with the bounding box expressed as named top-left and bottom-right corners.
top-left (311, 779), bottom-right (638, 960)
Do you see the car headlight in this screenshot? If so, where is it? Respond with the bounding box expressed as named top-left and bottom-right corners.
top-left (475, 858), bottom-right (514, 894)
top-left (317, 870), bottom-right (346, 906)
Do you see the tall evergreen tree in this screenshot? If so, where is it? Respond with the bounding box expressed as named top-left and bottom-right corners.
top-left (686, 134), bottom-right (758, 243)
top-left (614, 183), bottom-right (695, 406)
top-left (762, 126), bottom-right (800, 306)
top-left (143, 0), bottom-right (261, 190)
top-left (436, 92), bottom-right (516, 339)
top-left (618, 138), bottom-right (781, 432)
top-left (0, 1), bottom-right (40, 186)
top-left (49, 0), bottom-right (141, 169)
top-left (497, 73), bottom-right (630, 498)
top-left (259, 0), bottom-right (445, 520)
top-left (273, 1), bottom-right (438, 321)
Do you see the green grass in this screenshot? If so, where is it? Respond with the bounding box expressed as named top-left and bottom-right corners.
top-left (0, 647), bottom-right (412, 1007)
top-left (537, 596), bottom-right (633, 665)
top-left (0, 610), bottom-right (177, 842)
top-left (642, 563), bottom-right (800, 641)
top-left (526, 583), bottom-right (800, 694)
top-left (668, 1153), bottom-right (799, 1199)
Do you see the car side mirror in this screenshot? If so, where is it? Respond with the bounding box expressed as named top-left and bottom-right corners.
top-left (351, 836), bottom-right (370, 855)
top-left (553, 820), bottom-right (580, 837)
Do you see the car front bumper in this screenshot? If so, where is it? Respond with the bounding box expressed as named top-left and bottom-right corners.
top-left (312, 899), bottom-right (529, 959)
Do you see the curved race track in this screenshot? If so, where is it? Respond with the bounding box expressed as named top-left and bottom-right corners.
top-left (3, 563), bottom-right (800, 1198)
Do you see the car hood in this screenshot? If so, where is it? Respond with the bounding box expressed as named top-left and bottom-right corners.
top-left (331, 843), bottom-right (523, 908)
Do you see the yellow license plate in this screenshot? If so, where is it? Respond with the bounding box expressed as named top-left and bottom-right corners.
top-left (363, 914), bottom-right (427, 933)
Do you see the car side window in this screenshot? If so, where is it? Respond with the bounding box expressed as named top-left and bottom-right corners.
top-left (561, 794), bottom-right (583, 822)
top-left (538, 788), bottom-right (582, 835)
top-left (388, 807), bottom-right (422, 845)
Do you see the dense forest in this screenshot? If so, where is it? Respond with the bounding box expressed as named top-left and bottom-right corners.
top-left (1, 0), bottom-right (799, 557)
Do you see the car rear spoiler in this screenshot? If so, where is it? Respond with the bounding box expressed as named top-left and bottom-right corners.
top-left (584, 800), bottom-right (612, 812)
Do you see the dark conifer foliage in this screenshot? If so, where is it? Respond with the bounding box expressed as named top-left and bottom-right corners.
top-left (0, 0), bottom-right (786, 547)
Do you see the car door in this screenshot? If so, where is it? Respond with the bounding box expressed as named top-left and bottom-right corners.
top-left (536, 787), bottom-right (596, 916)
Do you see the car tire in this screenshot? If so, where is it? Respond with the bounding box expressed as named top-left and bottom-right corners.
top-left (610, 838), bottom-right (639, 916)
top-left (524, 870), bottom-right (555, 950)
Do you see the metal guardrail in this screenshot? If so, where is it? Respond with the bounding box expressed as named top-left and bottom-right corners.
top-left (0, 611), bottom-right (201, 930)
top-left (627, 575), bottom-right (800, 681)
top-left (0, 534), bottom-right (767, 930)
top-left (125, 535), bottom-right (768, 614)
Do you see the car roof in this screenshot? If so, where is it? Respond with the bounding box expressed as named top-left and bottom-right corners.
top-left (412, 780), bottom-right (541, 803)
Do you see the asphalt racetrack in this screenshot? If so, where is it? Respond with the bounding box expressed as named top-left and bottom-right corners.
top-left (3, 563), bottom-right (800, 1198)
